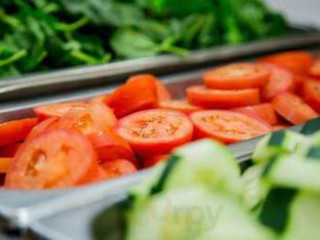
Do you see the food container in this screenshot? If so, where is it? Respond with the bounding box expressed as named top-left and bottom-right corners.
top-left (0, 29), bottom-right (319, 102)
top-left (0, 42), bottom-right (319, 239)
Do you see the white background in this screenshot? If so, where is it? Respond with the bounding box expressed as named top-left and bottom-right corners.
top-left (264, 0), bottom-right (320, 27)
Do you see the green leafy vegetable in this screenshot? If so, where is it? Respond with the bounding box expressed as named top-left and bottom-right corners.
top-left (0, 0), bottom-right (290, 79)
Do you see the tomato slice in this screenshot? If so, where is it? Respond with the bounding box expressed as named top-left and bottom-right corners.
top-left (87, 130), bottom-right (136, 165)
top-left (233, 103), bottom-right (278, 125)
top-left (105, 74), bottom-right (158, 118)
top-left (308, 59), bottom-right (320, 79)
top-left (190, 110), bottom-right (271, 144)
top-left (272, 93), bottom-right (318, 125)
top-left (261, 64), bottom-right (296, 101)
top-left (116, 109), bottom-right (193, 156)
top-left (5, 129), bottom-right (98, 189)
top-left (259, 51), bottom-right (313, 73)
top-left (0, 118), bottom-right (38, 146)
top-left (187, 85), bottom-right (260, 109)
top-left (159, 100), bottom-right (203, 115)
top-left (89, 167), bottom-right (108, 183)
top-left (0, 158), bottom-right (11, 174)
top-left (302, 80), bottom-right (320, 113)
top-left (0, 143), bottom-right (22, 158)
top-left (89, 95), bottom-right (109, 104)
top-left (100, 159), bottom-right (137, 179)
top-left (55, 103), bottom-right (116, 135)
top-left (155, 79), bottom-right (172, 101)
top-left (142, 154), bottom-right (169, 168)
top-left (26, 117), bottom-right (59, 140)
top-left (203, 63), bottom-right (270, 89)
top-left (34, 102), bottom-right (89, 121)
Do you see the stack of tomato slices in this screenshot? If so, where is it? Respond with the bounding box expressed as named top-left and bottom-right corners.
top-left (1, 51), bottom-right (320, 190)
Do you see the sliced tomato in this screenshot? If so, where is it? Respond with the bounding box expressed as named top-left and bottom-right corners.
top-left (272, 93), bottom-right (318, 125)
top-left (0, 118), bottom-right (38, 146)
top-left (116, 109), bottom-right (193, 156)
top-left (187, 85), bottom-right (260, 109)
top-left (203, 63), bottom-right (270, 89)
top-left (159, 100), bottom-right (203, 115)
top-left (261, 64), bottom-right (296, 101)
top-left (190, 110), bottom-right (271, 144)
top-left (89, 167), bottom-right (108, 183)
top-left (155, 79), bottom-right (172, 101)
top-left (308, 59), bottom-right (320, 79)
top-left (105, 74), bottom-right (158, 118)
top-left (0, 143), bottom-right (22, 158)
top-left (259, 51), bottom-right (313, 73)
top-left (34, 102), bottom-right (89, 121)
top-left (0, 158), bottom-right (11, 174)
top-left (5, 129), bottom-right (98, 189)
top-left (233, 103), bottom-right (278, 125)
top-left (142, 154), bottom-right (169, 168)
top-left (26, 117), bottom-right (59, 140)
top-left (55, 103), bottom-right (116, 135)
top-left (87, 130), bottom-right (136, 165)
top-left (302, 80), bottom-right (320, 113)
top-left (89, 95), bottom-right (109, 104)
top-left (272, 124), bottom-right (290, 131)
top-left (100, 159), bottom-right (137, 179)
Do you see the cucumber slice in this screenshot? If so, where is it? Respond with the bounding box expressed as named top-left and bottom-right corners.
top-left (252, 131), bottom-right (305, 163)
top-left (242, 165), bottom-right (268, 211)
top-left (164, 140), bottom-right (242, 197)
top-left (283, 191), bottom-right (320, 240)
top-left (300, 117), bottom-right (320, 135)
top-left (126, 186), bottom-right (274, 240)
top-left (262, 154), bottom-right (320, 192)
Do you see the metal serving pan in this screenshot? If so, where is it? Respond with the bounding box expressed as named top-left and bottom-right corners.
top-left (0, 30), bottom-right (320, 102)
top-left (0, 44), bottom-right (319, 237)
top-left (24, 120), bottom-right (319, 240)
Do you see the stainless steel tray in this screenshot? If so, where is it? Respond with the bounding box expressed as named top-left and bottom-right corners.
top-left (0, 44), bottom-right (319, 239)
top-left (24, 120), bottom-right (318, 240)
top-left (0, 31), bottom-right (320, 102)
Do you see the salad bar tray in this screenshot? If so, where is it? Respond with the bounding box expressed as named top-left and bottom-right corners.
top-left (0, 43), bottom-right (320, 239)
top-left (0, 30), bottom-right (320, 102)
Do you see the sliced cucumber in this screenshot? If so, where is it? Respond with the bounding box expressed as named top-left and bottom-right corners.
top-left (252, 131), bottom-right (305, 163)
top-left (241, 165), bottom-right (267, 212)
top-left (300, 117), bottom-right (320, 135)
top-left (262, 154), bottom-right (320, 192)
top-left (127, 186), bottom-right (274, 240)
top-left (283, 191), bottom-right (320, 240)
top-left (164, 140), bottom-right (241, 197)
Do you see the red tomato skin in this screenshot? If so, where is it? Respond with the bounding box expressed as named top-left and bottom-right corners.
top-left (190, 110), bottom-right (271, 144)
top-left (261, 64), bottom-right (296, 101)
top-left (308, 59), bottom-right (320, 79)
top-left (34, 102), bottom-right (88, 121)
top-left (0, 143), bottom-right (22, 158)
top-left (272, 93), bottom-right (318, 125)
top-left (187, 85), bottom-right (260, 109)
top-left (5, 129), bottom-right (99, 189)
top-left (259, 51), bottom-right (313, 73)
top-left (302, 80), bottom-right (320, 113)
top-left (159, 100), bottom-right (203, 115)
top-left (100, 159), bottom-right (137, 179)
top-left (116, 109), bottom-right (193, 156)
top-left (233, 103), bottom-right (278, 125)
top-left (26, 117), bottom-right (59, 140)
top-left (155, 79), bottom-right (172, 101)
top-left (105, 74), bottom-right (158, 118)
top-left (203, 63), bottom-right (270, 89)
top-left (0, 118), bottom-right (38, 146)
top-left (87, 130), bottom-right (136, 166)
